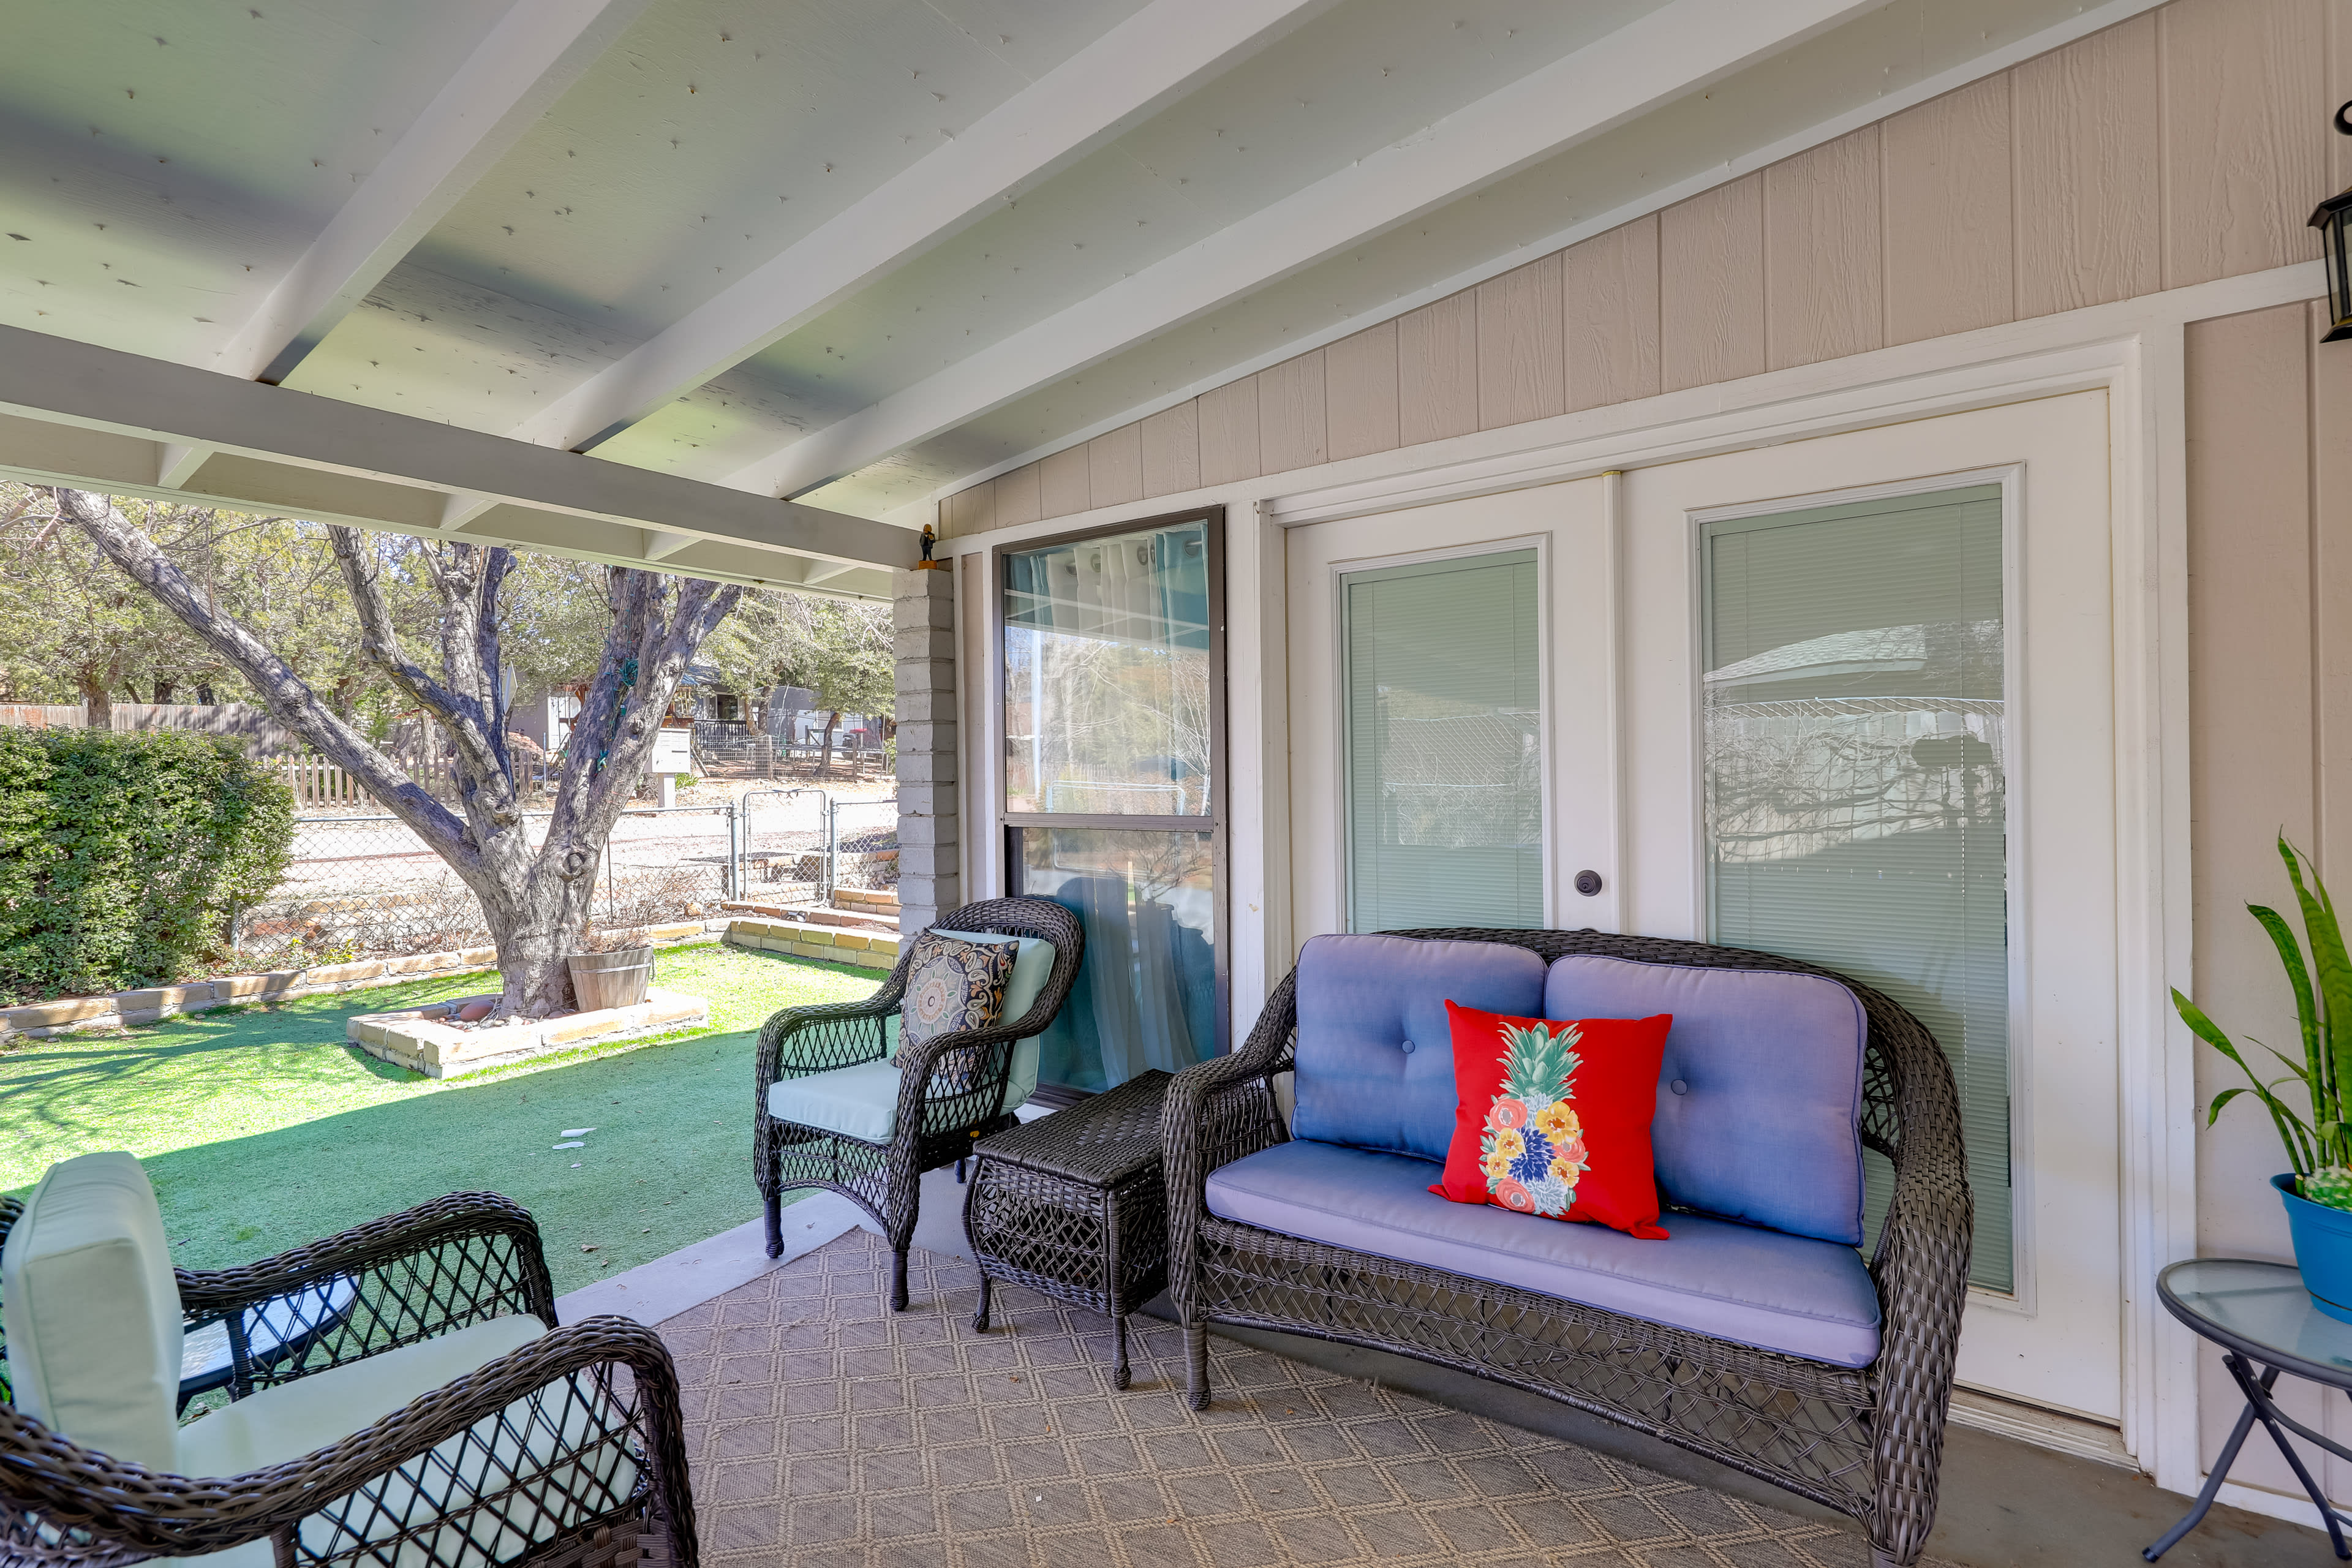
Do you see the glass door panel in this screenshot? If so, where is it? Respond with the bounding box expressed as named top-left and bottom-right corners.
top-left (1700, 483), bottom-right (2012, 1291)
top-left (1341, 549), bottom-right (1544, 931)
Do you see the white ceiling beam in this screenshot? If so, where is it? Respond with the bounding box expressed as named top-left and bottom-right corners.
top-left (0, 324), bottom-right (916, 572)
top-left (440, 493), bottom-right (498, 532)
top-left (154, 442), bottom-right (213, 488)
top-left (728, 0), bottom-right (1887, 501)
top-left (640, 528), bottom-right (698, 561)
top-left (511, 0), bottom-right (1336, 455)
top-left (213, 0), bottom-right (655, 386)
top-left (797, 560), bottom-right (862, 587)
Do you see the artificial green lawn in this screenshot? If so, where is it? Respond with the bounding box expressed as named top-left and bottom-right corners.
top-left (0, 943), bottom-right (886, 1295)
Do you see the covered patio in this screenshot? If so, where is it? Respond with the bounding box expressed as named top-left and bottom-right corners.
top-left (7, 0), bottom-right (2352, 1564)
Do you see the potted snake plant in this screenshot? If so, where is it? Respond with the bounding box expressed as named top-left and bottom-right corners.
top-left (2174, 834), bottom-right (2352, 1322)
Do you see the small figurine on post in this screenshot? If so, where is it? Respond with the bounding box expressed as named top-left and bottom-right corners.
top-left (914, 522), bottom-right (947, 570)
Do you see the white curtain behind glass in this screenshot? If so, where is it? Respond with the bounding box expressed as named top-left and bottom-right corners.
top-left (1343, 549), bottom-right (1543, 933)
top-left (1703, 484), bottom-right (2011, 1292)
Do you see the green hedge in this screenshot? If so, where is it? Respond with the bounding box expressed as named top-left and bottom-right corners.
top-left (0, 731), bottom-right (294, 1005)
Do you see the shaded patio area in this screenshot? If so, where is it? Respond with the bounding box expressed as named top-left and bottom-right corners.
top-left (657, 1229), bottom-right (1889, 1568)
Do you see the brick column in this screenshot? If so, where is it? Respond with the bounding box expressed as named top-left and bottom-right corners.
top-left (893, 566), bottom-right (958, 935)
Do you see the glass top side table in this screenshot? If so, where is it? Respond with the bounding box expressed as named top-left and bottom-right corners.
top-left (2147, 1257), bottom-right (2352, 1560)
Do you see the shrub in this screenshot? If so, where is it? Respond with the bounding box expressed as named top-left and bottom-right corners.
top-left (0, 731), bottom-right (294, 1003)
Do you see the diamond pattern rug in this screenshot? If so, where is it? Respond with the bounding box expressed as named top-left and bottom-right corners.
top-left (656, 1229), bottom-right (1911, 1568)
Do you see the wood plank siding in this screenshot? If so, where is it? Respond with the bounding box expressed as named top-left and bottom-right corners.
top-left (937, 0), bottom-right (2336, 538)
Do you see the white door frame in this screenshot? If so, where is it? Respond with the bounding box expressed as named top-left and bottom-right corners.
top-left (948, 257), bottom-right (2332, 1510)
top-left (1253, 280), bottom-right (2248, 1506)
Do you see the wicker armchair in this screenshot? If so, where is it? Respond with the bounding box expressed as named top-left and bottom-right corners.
top-left (0, 1188), bottom-right (695, 1568)
top-left (1163, 929), bottom-right (1971, 1568)
top-left (755, 896), bottom-right (1083, 1310)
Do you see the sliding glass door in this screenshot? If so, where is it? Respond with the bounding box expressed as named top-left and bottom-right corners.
top-left (998, 512), bottom-right (1224, 1093)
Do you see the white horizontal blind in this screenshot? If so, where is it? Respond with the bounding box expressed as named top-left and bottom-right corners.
top-left (1342, 549), bottom-right (1542, 933)
top-left (1702, 485), bottom-right (2011, 1291)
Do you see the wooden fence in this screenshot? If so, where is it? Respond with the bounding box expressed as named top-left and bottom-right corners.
top-left (280, 755), bottom-right (371, 807)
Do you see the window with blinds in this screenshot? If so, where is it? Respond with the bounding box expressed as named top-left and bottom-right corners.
top-left (1701, 483), bottom-right (2011, 1291)
top-left (1341, 548), bottom-right (1544, 933)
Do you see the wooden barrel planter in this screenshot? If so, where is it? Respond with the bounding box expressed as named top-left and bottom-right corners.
top-left (567, 945), bottom-right (654, 1011)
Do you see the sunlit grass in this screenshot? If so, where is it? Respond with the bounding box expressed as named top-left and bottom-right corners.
top-left (0, 941), bottom-right (886, 1294)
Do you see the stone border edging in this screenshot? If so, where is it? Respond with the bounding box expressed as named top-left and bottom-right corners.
top-left (724, 916), bottom-right (901, 968)
top-left (0, 918), bottom-right (733, 1040)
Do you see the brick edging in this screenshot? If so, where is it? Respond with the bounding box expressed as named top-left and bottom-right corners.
top-left (0, 919), bottom-right (733, 1041)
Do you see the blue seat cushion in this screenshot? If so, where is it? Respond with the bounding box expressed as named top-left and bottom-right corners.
top-left (1545, 954), bottom-right (1868, 1246)
top-left (1205, 1140), bottom-right (1881, 1368)
top-left (1291, 933), bottom-right (1545, 1163)
top-left (768, 1060), bottom-right (900, 1144)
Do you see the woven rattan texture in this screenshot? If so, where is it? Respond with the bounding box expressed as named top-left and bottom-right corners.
top-left (0, 1193), bottom-right (696, 1568)
top-left (963, 1071), bottom-right (1174, 1386)
top-left (660, 1227), bottom-right (1939, 1568)
top-left (1162, 929), bottom-right (1972, 1568)
top-left (755, 899), bottom-right (1085, 1312)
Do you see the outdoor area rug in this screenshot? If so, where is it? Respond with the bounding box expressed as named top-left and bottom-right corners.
top-left (655, 1227), bottom-right (1928, 1568)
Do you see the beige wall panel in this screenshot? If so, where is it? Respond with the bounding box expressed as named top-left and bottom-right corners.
top-left (993, 462), bottom-right (1042, 528)
top-left (1763, 128), bottom-right (1884, 371)
top-left (2162, 0), bottom-right (2327, 289)
top-left (1564, 214), bottom-right (1661, 411)
top-left (2315, 298), bottom-right (2352, 882)
top-left (1087, 423), bottom-right (1144, 508)
top-left (938, 480), bottom-right (993, 539)
top-left (1398, 290), bottom-right (1480, 446)
top-left (1199, 377), bottom-right (1262, 486)
top-left (1325, 321), bottom-right (1401, 461)
top-left (1660, 173), bottom-right (1766, 393)
top-left (1140, 401), bottom-right (1201, 498)
top-left (1039, 445), bottom-right (1091, 519)
top-left (1477, 252), bottom-right (1567, 428)
top-left (1258, 350), bottom-right (1330, 474)
top-left (1883, 76), bottom-right (2015, 344)
top-left (2015, 15), bottom-right (2160, 317)
top-left (2185, 302), bottom-right (2321, 1490)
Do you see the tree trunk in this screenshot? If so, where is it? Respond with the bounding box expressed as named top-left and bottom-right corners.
top-left (151, 679), bottom-right (175, 704)
top-left (819, 709), bottom-right (840, 777)
top-left (77, 666), bottom-right (115, 729)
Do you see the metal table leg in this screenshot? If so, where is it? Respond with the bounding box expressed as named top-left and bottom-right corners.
top-left (2147, 1355), bottom-right (2352, 1561)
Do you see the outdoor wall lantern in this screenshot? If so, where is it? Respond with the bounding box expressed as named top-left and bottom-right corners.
top-left (2312, 102), bottom-right (2352, 342)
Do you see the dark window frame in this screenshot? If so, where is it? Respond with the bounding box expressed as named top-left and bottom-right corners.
top-left (990, 506), bottom-right (1231, 1101)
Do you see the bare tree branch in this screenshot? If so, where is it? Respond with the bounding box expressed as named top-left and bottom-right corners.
top-left (55, 489), bottom-right (472, 862)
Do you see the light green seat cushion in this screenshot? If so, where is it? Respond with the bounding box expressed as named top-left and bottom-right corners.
top-left (180, 1313), bottom-right (637, 1568)
top-left (2, 1152), bottom-right (185, 1470)
top-left (775, 933), bottom-right (1055, 1141)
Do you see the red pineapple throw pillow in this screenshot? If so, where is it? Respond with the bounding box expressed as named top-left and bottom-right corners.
top-left (1432, 1000), bottom-right (1673, 1239)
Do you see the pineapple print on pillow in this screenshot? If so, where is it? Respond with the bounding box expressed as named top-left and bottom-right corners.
top-left (1433, 999), bottom-right (1675, 1238)
top-left (1480, 1020), bottom-right (1589, 1215)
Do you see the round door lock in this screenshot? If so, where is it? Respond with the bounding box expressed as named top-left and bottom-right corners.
top-left (1574, 869), bottom-right (1604, 897)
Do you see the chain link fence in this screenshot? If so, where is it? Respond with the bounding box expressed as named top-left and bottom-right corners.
top-left (241, 797), bottom-right (897, 967)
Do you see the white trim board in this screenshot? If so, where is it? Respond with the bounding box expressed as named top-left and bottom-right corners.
top-left (933, 256), bottom-right (2346, 1504)
top-left (897, 0), bottom-right (2176, 518)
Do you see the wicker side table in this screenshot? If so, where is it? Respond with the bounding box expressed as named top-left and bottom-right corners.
top-left (962, 1068), bottom-right (1172, 1389)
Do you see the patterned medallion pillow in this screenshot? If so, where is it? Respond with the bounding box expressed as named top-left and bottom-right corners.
top-left (900, 930), bottom-right (1018, 1059)
top-left (1430, 1000), bottom-right (1674, 1238)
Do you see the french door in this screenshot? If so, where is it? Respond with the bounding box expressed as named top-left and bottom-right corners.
top-left (1285, 390), bottom-right (2125, 1429)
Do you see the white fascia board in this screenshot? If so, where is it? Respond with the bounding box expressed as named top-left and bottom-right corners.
top-left (213, 0), bottom-right (655, 386)
top-left (511, 0), bottom-right (1338, 454)
top-left (0, 323), bottom-right (916, 571)
top-left (727, 0), bottom-right (1887, 500)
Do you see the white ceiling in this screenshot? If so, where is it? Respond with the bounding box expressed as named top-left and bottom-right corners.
top-left (0, 0), bottom-right (2139, 542)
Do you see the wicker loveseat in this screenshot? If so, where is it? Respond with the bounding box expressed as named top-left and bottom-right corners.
top-left (1164, 929), bottom-right (1970, 1568)
top-left (0, 1159), bottom-right (694, 1568)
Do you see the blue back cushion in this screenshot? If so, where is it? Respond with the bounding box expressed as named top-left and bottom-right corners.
top-left (1544, 953), bottom-right (1868, 1245)
top-left (1291, 933), bottom-right (1545, 1163)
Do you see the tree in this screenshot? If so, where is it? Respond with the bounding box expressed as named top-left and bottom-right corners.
top-left (52, 488), bottom-right (742, 1016)
top-left (703, 590), bottom-right (892, 775)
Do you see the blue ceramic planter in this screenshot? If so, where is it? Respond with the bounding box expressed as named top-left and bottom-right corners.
top-left (2275, 1172), bottom-right (2352, 1324)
